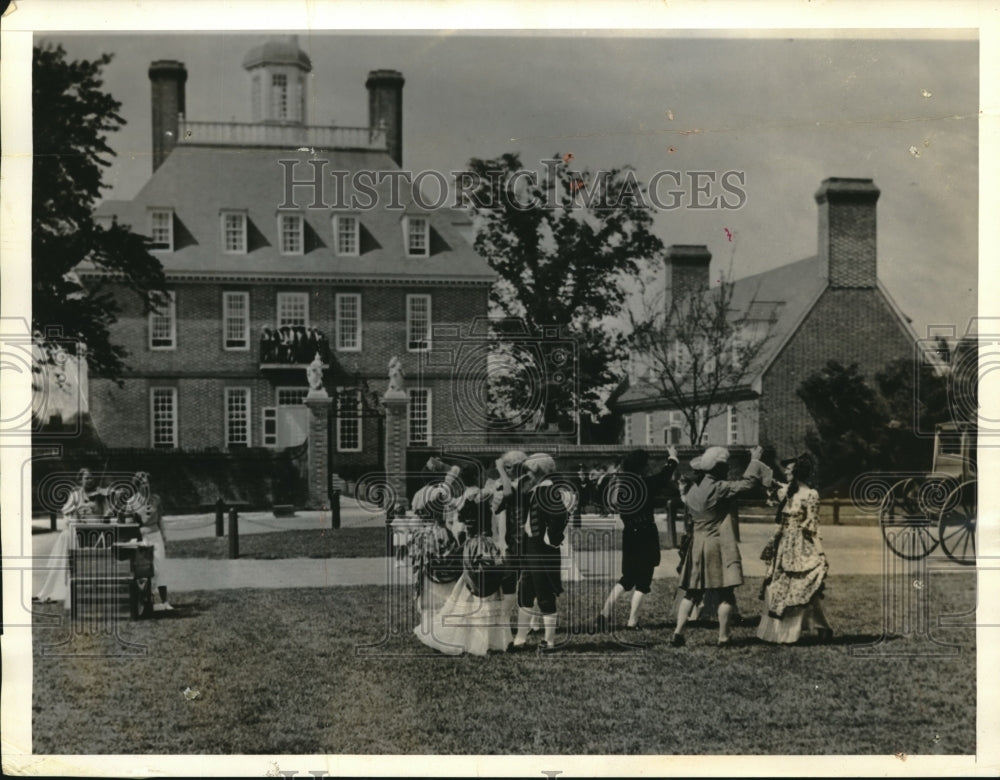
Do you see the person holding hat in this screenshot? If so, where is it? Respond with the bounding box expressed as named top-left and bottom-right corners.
top-left (671, 444), bottom-right (771, 647)
top-left (757, 454), bottom-right (833, 644)
top-left (492, 450), bottom-right (531, 634)
top-left (596, 446), bottom-right (679, 633)
top-left (510, 452), bottom-right (570, 652)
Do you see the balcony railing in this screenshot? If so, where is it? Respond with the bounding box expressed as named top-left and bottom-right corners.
top-left (178, 117), bottom-right (388, 151)
top-left (260, 326), bottom-right (332, 367)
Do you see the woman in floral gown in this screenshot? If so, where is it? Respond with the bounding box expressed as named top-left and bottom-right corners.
top-left (757, 454), bottom-right (833, 644)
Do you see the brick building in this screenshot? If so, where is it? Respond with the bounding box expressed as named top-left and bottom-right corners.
top-left (82, 37), bottom-right (494, 472)
top-left (617, 177), bottom-right (918, 458)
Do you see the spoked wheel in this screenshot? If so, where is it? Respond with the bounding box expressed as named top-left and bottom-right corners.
top-left (879, 478), bottom-right (939, 560)
top-left (938, 479), bottom-right (977, 565)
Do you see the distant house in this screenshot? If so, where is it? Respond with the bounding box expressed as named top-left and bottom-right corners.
top-left (616, 178), bottom-right (918, 457)
top-left (82, 36), bottom-right (494, 470)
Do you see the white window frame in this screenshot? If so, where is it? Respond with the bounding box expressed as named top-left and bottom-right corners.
top-left (148, 291), bottom-right (177, 351)
top-left (727, 404), bottom-right (739, 445)
top-left (694, 407), bottom-right (709, 446)
top-left (336, 292), bottom-right (362, 352)
top-left (262, 407), bottom-right (278, 448)
top-left (644, 412), bottom-right (654, 446)
top-left (404, 215), bottom-right (429, 257)
top-left (276, 387), bottom-right (309, 406)
top-left (223, 291), bottom-right (250, 351)
top-left (276, 292), bottom-right (309, 329)
top-left (623, 415), bottom-right (633, 446)
top-left (406, 294), bottom-right (432, 352)
top-left (221, 210), bottom-right (248, 254)
top-left (225, 387), bottom-right (252, 449)
top-left (408, 388), bottom-right (432, 446)
top-left (278, 212), bottom-right (304, 256)
top-left (150, 387), bottom-right (178, 448)
top-left (148, 208), bottom-right (174, 252)
top-left (333, 214), bottom-right (360, 257)
top-left (336, 387), bottom-right (363, 453)
top-left (272, 72), bottom-right (288, 120)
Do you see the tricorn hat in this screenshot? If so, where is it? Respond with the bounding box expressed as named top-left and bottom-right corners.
top-left (690, 446), bottom-right (729, 472)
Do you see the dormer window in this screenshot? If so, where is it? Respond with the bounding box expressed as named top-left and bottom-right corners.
top-left (278, 213), bottom-right (303, 255)
top-left (149, 208), bottom-right (174, 251)
top-left (405, 215), bottom-right (429, 257)
top-left (333, 214), bottom-right (359, 257)
top-left (222, 211), bottom-right (247, 254)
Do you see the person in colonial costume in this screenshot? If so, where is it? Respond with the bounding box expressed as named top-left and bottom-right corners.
top-left (35, 467), bottom-right (101, 604)
top-left (596, 446), bottom-right (679, 632)
top-left (124, 471), bottom-right (174, 611)
top-left (671, 445), bottom-right (771, 647)
top-left (757, 454), bottom-right (833, 644)
top-left (414, 465), bottom-right (513, 655)
top-left (511, 453), bottom-right (570, 652)
top-left (491, 450), bottom-right (530, 635)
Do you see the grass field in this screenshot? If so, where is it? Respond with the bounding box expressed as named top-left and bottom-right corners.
top-left (166, 527), bottom-right (678, 559)
top-left (32, 573), bottom-right (975, 755)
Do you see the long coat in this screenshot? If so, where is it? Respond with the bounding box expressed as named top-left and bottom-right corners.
top-left (678, 462), bottom-right (767, 591)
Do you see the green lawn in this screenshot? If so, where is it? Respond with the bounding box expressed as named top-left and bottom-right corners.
top-left (31, 572), bottom-right (975, 755)
top-left (166, 526), bottom-right (678, 559)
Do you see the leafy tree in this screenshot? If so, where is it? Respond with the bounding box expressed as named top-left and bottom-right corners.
top-left (627, 268), bottom-right (777, 445)
top-left (464, 152), bottom-right (663, 432)
top-left (798, 356), bottom-right (954, 487)
top-left (32, 44), bottom-right (167, 383)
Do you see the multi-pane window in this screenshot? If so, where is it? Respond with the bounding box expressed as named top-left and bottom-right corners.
top-left (667, 410), bottom-right (683, 446)
top-left (272, 73), bottom-right (288, 119)
top-left (276, 388), bottom-right (308, 406)
top-left (405, 216), bottom-right (429, 257)
top-left (336, 388), bottom-right (362, 452)
top-left (278, 213), bottom-right (303, 255)
top-left (408, 388), bottom-right (431, 445)
top-left (406, 294), bottom-right (431, 351)
top-left (623, 416), bottom-right (633, 446)
top-left (226, 388), bottom-right (251, 448)
top-left (222, 211), bottom-right (247, 254)
top-left (645, 413), bottom-right (654, 446)
top-left (251, 75), bottom-right (262, 120)
top-left (149, 291), bottom-right (176, 350)
top-left (333, 215), bottom-right (359, 256)
top-left (695, 407), bottom-right (709, 446)
top-left (336, 293), bottom-right (361, 351)
top-left (727, 405), bottom-right (739, 445)
top-left (150, 388), bottom-right (177, 448)
top-left (149, 209), bottom-right (173, 251)
top-left (276, 292), bottom-right (308, 329)
top-left (262, 407), bottom-right (278, 447)
top-left (223, 292), bottom-right (249, 350)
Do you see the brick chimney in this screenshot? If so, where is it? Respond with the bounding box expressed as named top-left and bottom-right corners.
top-left (366, 69), bottom-right (404, 167)
top-left (815, 177), bottom-right (880, 288)
top-left (665, 245), bottom-right (712, 301)
top-left (149, 60), bottom-right (187, 173)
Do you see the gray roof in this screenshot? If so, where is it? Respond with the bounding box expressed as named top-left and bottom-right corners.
top-left (617, 255), bottom-right (828, 408)
top-left (91, 145), bottom-right (494, 284)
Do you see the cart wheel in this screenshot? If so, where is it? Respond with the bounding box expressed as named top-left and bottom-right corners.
top-left (938, 480), bottom-right (977, 566)
top-left (879, 478), bottom-right (938, 559)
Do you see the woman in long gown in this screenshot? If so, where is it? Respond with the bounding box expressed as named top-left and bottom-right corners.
top-left (757, 454), bottom-right (833, 644)
top-left (415, 478), bottom-right (513, 656)
top-left (35, 468), bottom-right (101, 605)
top-left (410, 461), bottom-right (466, 645)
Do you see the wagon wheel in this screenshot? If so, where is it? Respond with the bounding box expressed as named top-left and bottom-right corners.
top-left (938, 479), bottom-right (977, 566)
top-left (879, 478), bottom-right (938, 560)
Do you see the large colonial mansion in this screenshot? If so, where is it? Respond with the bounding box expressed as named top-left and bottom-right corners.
top-left (82, 37), bottom-right (494, 471)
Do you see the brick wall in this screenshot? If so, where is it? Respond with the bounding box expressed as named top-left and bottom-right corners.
top-left (90, 279), bottom-right (489, 449)
top-left (760, 287), bottom-right (914, 456)
top-left (622, 398), bottom-right (759, 448)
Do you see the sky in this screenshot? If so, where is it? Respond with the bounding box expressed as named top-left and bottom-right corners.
top-left (36, 30), bottom-right (978, 343)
